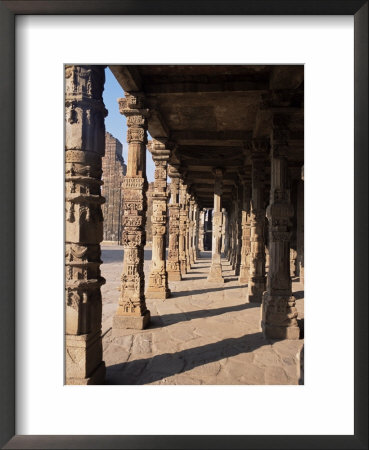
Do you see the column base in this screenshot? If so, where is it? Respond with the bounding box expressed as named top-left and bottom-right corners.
top-left (247, 277), bottom-right (266, 303)
top-left (145, 288), bottom-right (171, 299)
top-left (262, 322), bottom-right (300, 340)
top-left (168, 271), bottom-right (182, 281)
top-left (113, 310), bottom-right (150, 331)
top-left (66, 361), bottom-right (106, 385)
top-left (207, 264), bottom-right (224, 283)
top-left (238, 267), bottom-right (249, 284)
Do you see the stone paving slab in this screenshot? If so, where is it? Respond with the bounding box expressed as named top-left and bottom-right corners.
top-left (101, 246), bottom-right (304, 385)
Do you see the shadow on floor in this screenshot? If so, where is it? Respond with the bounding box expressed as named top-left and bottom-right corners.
top-left (171, 284), bottom-right (246, 298)
top-left (105, 331), bottom-right (267, 385)
top-left (150, 302), bottom-right (260, 328)
top-left (181, 276), bottom-right (207, 281)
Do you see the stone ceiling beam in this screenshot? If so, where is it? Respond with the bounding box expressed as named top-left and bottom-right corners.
top-left (109, 65), bottom-right (142, 92)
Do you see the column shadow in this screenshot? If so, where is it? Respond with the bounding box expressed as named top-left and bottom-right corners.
top-left (170, 284), bottom-right (246, 298)
top-left (105, 331), bottom-right (267, 385)
top-left (148, 302), bottom-right (259, 328)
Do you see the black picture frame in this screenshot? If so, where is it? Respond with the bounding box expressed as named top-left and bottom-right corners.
top-left (0, 1), bottom-right (367, 449)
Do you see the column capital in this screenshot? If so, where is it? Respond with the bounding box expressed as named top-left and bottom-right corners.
top-left (147, 139), bottom-right (172, 161)
top-left (118, 92), bottom-right (149, 117)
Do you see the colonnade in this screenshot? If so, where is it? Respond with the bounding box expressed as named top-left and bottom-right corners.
top-left (65, 66), bottom-right (304, 384)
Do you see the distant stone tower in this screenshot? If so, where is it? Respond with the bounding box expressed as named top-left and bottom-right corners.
top-left (101, 132), bottom-right (127, 244)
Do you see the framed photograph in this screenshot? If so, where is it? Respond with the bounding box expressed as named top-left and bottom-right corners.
top-left (0, 1), bottom-right (367, 449)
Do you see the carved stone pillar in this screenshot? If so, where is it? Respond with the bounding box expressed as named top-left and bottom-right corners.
top-left (221, 208), bottom-right (226, 253)
top-left (189, 198), bottom-right (196, 265)
top-left (247, 140), bottom-right (267, 303)
top-left (207, 168), bottom-right (224, 283)
top-left (198, 209), bottom-right (205, 252)
top-left (230, 194), bottom-right (238, 270)
top-left (262, 117), bottom-right (300, 339)
top-left (234, 183), bottom-right (243, 276)
top-left (179, 180), bottom-right (188, 276)
top-left (113, 92), bottom-right (150, 330)
top-left (193, 202), bottom-right (200, 260)
top-left (167, 164), bottom-right (182, 281)
top-left (185, 192), bottom-right (192, 272)
top-left (296, 166), bottom-right (304, 283)
top-left (239, 179), bottom-right (252, 284)
top-left (145, 140), bottom-right (171, 299)
top-left (65, 65), bottom-right (106, 385)
top-left (223, 209), bottom-right (229, 257)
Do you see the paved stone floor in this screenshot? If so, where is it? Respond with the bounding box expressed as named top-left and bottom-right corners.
top-left (101, 245), bottom-right (304, 385)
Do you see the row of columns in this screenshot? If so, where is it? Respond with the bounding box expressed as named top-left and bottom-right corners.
top-left (65, 66), bottom-right (304, 384)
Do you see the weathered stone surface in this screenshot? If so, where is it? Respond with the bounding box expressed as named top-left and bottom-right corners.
top-left (101, 132), bottom-right (127, 244)
top-left (65, 65), bottom-right (107, 385)
top-left (101, 246), bottom-right (304, 385)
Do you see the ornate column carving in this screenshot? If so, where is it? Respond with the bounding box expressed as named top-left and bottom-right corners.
top-left (113, 92), bottom-right (150, 330)
top-left (234, 183), bottom-right (243, 276)
top-left (190, 196), bottom-right (197, 265)
top-left (185, 191), bottom-right (192, 272)
top-left (179, 180), bottom-right (188, 276)
top-left (239, 176), bottom-right (252, 284)
top-left (65, 65), bottom-right (106, 385)
top-left (145, 140), bottom-right (171, 299)
top-left (167, 164), bottom-right (182, 281)
top-left (207, 168), bottom-right (224, 283)
top-left (296, 166), bottom-right (304, 283)
top-left (247, 139), bottom-right (268, 303)
top-left (198, 209), bottom-right (205, 252)
top-left (193, 202), bottom-right (200, 260)
top-left (262, 115), bottom-right (300, 339)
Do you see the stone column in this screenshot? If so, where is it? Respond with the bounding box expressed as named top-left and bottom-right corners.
top-left (113, 92), bottom-right (150, 330)
top-left (146, 140), bottom-right (171, 299)
top-left (247, 140), bottom-right (267, 303)
top-left (239, 179), bottom-right (252, 284)
top-left (185, 192), bottom-right (192, 272)
top-left (193, 201), bottom-right (199, 261)
top-left (296, 166), bottom-right (304, 283)
top-left (198, 209), bottom-right (205, 252)
top-left (189, 197), bottom-right (196, 265)
top-left (223, 209), bottom-right (229, 257)
top-left (262, 117), bottom-right (299, 339)
top-left (221, 208), bottom-right (226, 253)
top-left (207, 168), bottom-right (224, 283)
top-left (167, 164), bottom-right (182, 281)
top-left (179, 180), bottom-right (188, 276)
top-left (234, 183), bottom-right (243, 276)
top-left (65, 65), bottom-right (106, 385)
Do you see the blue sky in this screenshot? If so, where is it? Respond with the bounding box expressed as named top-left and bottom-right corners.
top-left (103, 67), bottom-right (155, 182)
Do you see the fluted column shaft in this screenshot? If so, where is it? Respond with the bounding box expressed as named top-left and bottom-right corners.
top-left (262, 117), bottom-right (299, 339)
top-left (113, 92), bottom-right (150, 331)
